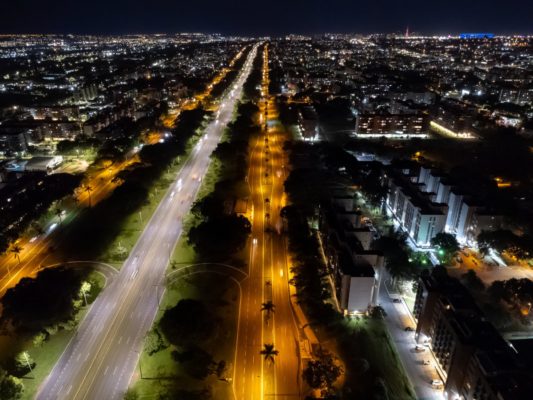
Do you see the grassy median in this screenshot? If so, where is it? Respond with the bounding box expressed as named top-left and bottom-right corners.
top-left (131, 271), bottom-right (239, 400)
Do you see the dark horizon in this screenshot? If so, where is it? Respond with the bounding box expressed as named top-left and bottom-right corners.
top-left (2, 0), bottom-right (533, 36)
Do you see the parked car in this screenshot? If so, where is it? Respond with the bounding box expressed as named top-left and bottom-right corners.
top-left (404, 326), bottom-right (414, 332)
top-left (392, 298), bottom-right (402, 303)
top-left (423, 360), bottom-right (431, 365)
top-left (431, 379), bottom-right (444, 388)
top-left (414, 345), bottom-right (426, 352)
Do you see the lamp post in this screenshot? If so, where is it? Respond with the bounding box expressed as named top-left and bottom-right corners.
top-left (80, 281), bottom-right (91, 306)
top-left (22, 352), bottom-right (33, 378)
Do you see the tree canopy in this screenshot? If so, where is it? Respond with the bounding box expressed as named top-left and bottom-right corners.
top-left (478, 229), bottom-right (533, 259)
top-left (188, 214), bottom-right (251, 260)
top-left (431, 232), bottom-right (460, 264)
top-left (303, 348), bottom-right (343, 394)
top-left (1, 267), bottom-right (85, 333)
top-left (0, 368), bottom-right (23, 400)
top-left (159, 299), bottom-right (217, 347)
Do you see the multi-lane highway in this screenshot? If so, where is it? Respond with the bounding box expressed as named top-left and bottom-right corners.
top-left (234, 44), bottom-right (301, 400)
top-left (36, 43), bottom-right (259, 400)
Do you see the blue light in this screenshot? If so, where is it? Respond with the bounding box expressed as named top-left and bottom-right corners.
top-left (459, 33), bottom-right (495, 39)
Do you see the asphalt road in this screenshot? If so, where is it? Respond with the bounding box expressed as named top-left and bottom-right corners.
top-left (234, 45), bottom-right (301, 400)
top-left (380, 283), bottom-right (444, 400)
top-left (36, 43), bottom-right (259, 400)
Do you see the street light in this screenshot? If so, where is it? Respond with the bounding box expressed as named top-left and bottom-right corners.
top-left (22, 351), bottom-right (33, 377)
top-left (80, 281), bottom-right (91, 306)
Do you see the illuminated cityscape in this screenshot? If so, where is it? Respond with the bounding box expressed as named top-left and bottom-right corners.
top-left (1, 2), bottom-right (533, 400)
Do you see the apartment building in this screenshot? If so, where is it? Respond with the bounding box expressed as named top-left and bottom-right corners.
top-left (355, 111), bottom-right (429, 138)
top-left (414, 269), bottom-right (533, 400)
top-left (297, 105), bottom-right (320, 141)
top-left (386, 165), bottom-right (447, 247)
top-left (319, 192), bottom-right (384, 314)
top-left (386, 162), bottom-right (502, 247)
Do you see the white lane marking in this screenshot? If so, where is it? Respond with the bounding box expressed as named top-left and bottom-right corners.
top-left (118, 336), bottom-right (122, 344)
top-left (66, 385), bottom-right (73, 395)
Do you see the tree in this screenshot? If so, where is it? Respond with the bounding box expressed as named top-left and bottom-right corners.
top-left (0, 368), bottom-right (24, 400)
top-left (261, 301), bottom-right (275, 319)
top-left (172, 346), bottom-right (216, 379)
top-left (159, 299), bottom-right (217, 347)
top-left (461, 269), bottom-right (485, 292)
top-left (187, 215), bottom-right (251, 260)
top-left (488, 280), bottom-right (507, 302)
top-left (144, 329), bottom-right (168, 356)
top-left (358, 165), bottom-right (388, 209)
top-left (0, 267), bottom-right (85, 333)
top-left (431, 232), bottom-right (459, 264)
top-left (10, 244), bottom-right (22, 265)
top-left (284, 168), bottom-right (328, 214)
top-left (7, 352), bottom-right (35, 377)
top-left (303, 348), bottom-right (343, 394)
top-left (55, 208), bottom-right (64, 224)
top-left (478, 230), bottom-right (532, 260)
top-left (191, 194), bottom-right (225, 220)
top-left (488, 278), bottom-right (533, 317)
top-left (373, 233), bottom-right (418, 284)
top-left (260, 343), bottom-right (279, 364)
top-left (157, 387), bottom-right (212, 400)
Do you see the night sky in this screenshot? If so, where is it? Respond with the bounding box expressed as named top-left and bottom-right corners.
top-left (3, 0), bottom-right (532, 35)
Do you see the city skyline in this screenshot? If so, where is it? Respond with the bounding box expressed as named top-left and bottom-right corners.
top-left (2, 0), bottom-right (533, 35)
top-left (1, 19), bottom-right (533, 400)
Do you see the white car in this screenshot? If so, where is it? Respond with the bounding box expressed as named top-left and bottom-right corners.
top-left (431, 379), bottom-right (444, 388)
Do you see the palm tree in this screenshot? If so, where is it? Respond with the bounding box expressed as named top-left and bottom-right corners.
top-left (84, 185), bottom-right (93, 207)
top-left (261, 301), bottom-right (275, 318)
top-left (10, 244), bottom-right (23, 264)
top-left (260, 343), bottom-right (278, 364)
top-left (55, 208), bottom-right (63, 224)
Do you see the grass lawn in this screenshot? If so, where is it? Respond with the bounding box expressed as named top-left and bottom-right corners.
top-left (16, 270), bottom-right (106, 400)
top-left (341, 317), bottom-right (416, 400)
top-left (20, 308), bottom-right (89, 400)
top-left (132, 272), bottom-right (239, 400)
top-left (365, 320), bottom-right (415, 399)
